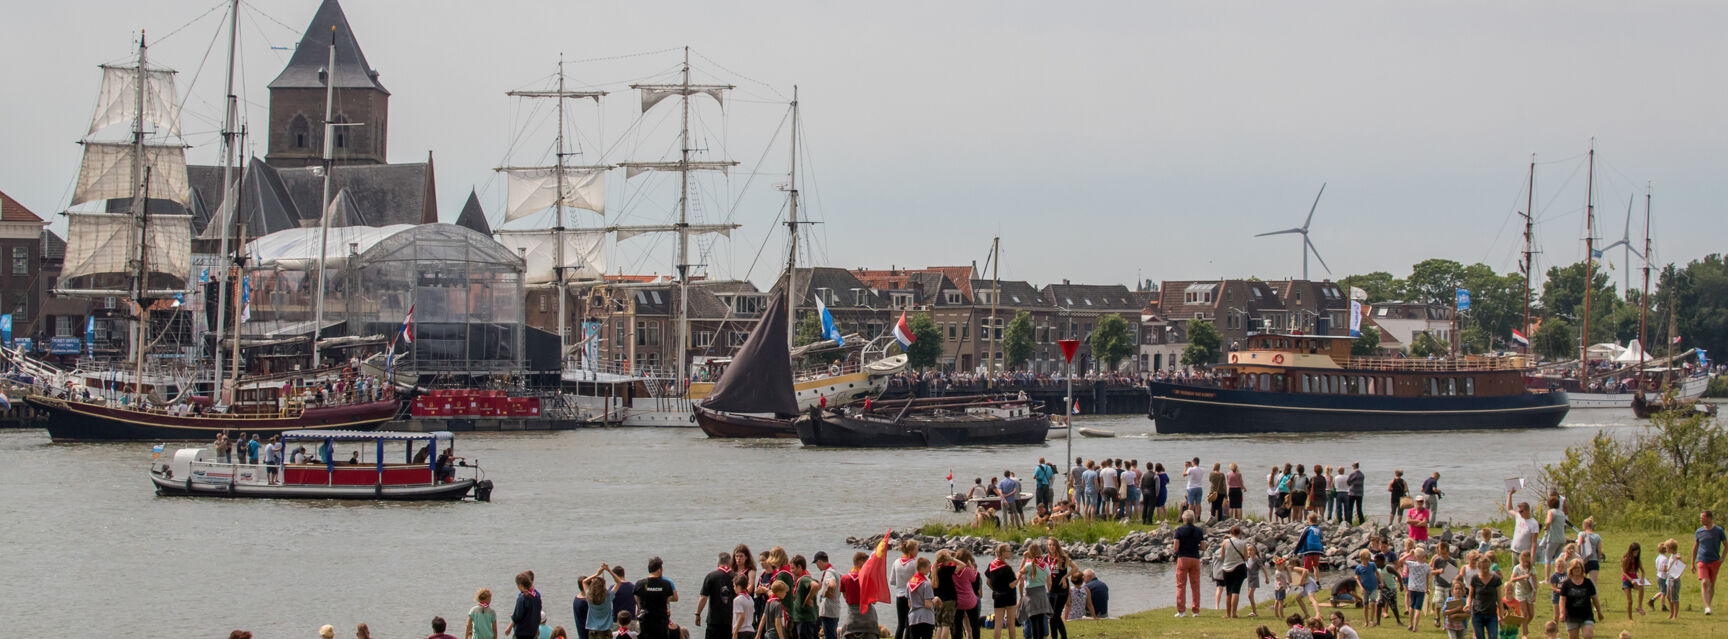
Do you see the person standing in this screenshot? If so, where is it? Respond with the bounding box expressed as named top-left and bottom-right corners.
top-left (1018, 545), bottom-right (1054, 639)
top-left (1218, 525), bottom-right (1250, 618)
top-left (635, 557), bottom-right (679, 639)
top-left (1542, 495), bottom-right (1570, 572)
top-left (1150, 463), bottom-right (1170, 523)
top-left (1695, 509), bottom-right (1726, 615)
top-left (1032, 458), bottom-right (1054, 513)
top-left (1120, 462), bottom-right (1140, 521)
top-left (1206, 463), bottom-right (1227, 524)
top-left (1184, 458), bottom-right (1206, 520)
top-left (1000, 471), bottom-right (1024, 527)
top-left (1172, 510), bottom-right (1206, 618)
top-left (1287, 465), bottom-right (1309, 523)
top-left (1407, 496), bottom-right (1432, 544)
top-left (1097, 461), bottom-right (1119, 521)
top-left (1332, 467), bottom-right (1349, 524)
top-left (1505, 491), bottom-right (1539, 562)
top-left (582, 565), bottom-right (625, 639)
top-left (509, 572), bottom-right (542, 639)
top-left (1266, 466), bottom-right (1282, 522)
top-left (1346, 463), bottom-right (1365, 526)
top-left (891, 540), bottom-right (921, 639)
top-left (1041, 541), bottom-right (1071, 639)
top-left (1297, 514), bottom-right (1325, 575)
top-left (985, 544), bottom-right (1019, 639)
top-left (840, 552), bottom-right (881, 639)
top-left (697, 552), bottom-right (736, 639)
top-left (953, 549), bottom-right (982, 639)
top-left (814, 552), bottom-right (844, 639)
top-left (905, 558), bottom-right (937, 639)
top-left (1465, 556), bottom-right (1502, 639)
top-left (1079, 462), bottom-right (1099, 520)
top-left (731, 572), bottom-right (757, 639)
top-left (1386, 470), bottom-right (1409, 524)
top-left (1557, 559), bottom-right (1602, 639)
top-left (1308, 464), bottom-right (1327, 523)
top-left (468, 588), bottom-right (497, 639)
top-left (1421, 472), bottom-right (1443, 519)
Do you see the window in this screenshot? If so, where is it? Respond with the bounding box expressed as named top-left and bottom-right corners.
top-left (944, 291), bottom-right (962, 304)
top-left (854, 290), bottom-right (867, 306)
top-left (981, 320), bottom-right (993, 341)
top-left (961, 324), bottom-right (969, 340)
top-left (636, 321), bottom-right (661, 346)
top-left (978, 290), bottom-right (995, 305)
top-left (1225, 289), bottom-right (1233, 302)
top-left (891, 292), bottom-right (914, 309)
top-left (728, 332), bottom-right (749, 347)
top-left (296, 133), bottom-right (306, 148)
top-left (947, 323), bottom-right (956, 339)
top-left (12, 246), bottom-right (27, 275)
top-left (614, 321), bottom-right (627, 348)
top-left (538, 293), bottom-right (548, 313)
top-left (1295, 289), bottom-right (1303, 302)
top-left (336, 132), bottom-right (346, 148)
top-left (55, 316), bottom-right (72, 337)
top-left (695, 331), bottom-right (714, 348)
top-left (1465, 377), bottom-right (1476, 396)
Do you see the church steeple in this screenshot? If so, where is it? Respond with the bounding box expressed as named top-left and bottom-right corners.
top-left (265, 0), bottom-right (389, 167)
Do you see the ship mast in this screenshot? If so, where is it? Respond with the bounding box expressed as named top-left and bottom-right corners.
top-left (785, 87), bottom-right (800, 349)
top-left (128, 34), bottom-right (152, 401)
top-left (1579, 141), bottom-right (1596, 379)
top-left (1520, 154), bottom-right (1535, 354)
top-left (311, 27), bottom-right (337, 368)
top-left (1637, 183), bottom-right (1651, 385)
top-left (211, 0), bottom-right (241, 399)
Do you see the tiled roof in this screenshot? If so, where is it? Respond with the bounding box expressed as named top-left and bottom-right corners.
top-left (41, 230), bottom-right (66, 261)
top-left (268, 0), bottom-right (390, 93)
top-left (454, 189), bottom-right (491, 235)
top-left (1041, 283), bottom-right (1139, 311)
top-left (0, 190), bottom-right (46, 223)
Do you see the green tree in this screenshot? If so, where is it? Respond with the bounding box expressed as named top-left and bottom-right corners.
top-left (1088, 313), bottom-right (1135, 371)
top-left (1460, 267), bottom-right (1526, 348)
top-left (1541, 408), bottom-right (1728, 529)
top-left (1604, 302), bottom-right (1644, 345)
top-left (1338, 271), bottom-right (1403, 304)
top-left (1351, 326), bottom-right (1382, 357)
top-left (794, 313), bottom-right (844, 366)
top-left (1532, 319), bottom-right (1576, 360)
top-left (901, 313), bottom-right (944, 371)
top-left (1404, 258), bottom-right (1469, 306)
top-left (1408, 332), bottom-right (1449, 358)
top-left (1541, 262), bottom-right (1621, 344)
top-left (1459, 325), bottom-right (1490, 355)
top-left (1181, 318), bottom-right (1222, 368)
top-left (1654, 256), bottom-right (1728, 359)
top-left (1002, 311), bottom-right (1035, 371)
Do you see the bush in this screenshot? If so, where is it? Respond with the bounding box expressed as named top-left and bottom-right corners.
top-left (1706, 375), bottom-right (1728, 398)
top-left (1540, 405), bottom-right (1728, 529)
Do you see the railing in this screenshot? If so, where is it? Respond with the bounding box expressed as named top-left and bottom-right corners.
top-left (1340, 355), bottom-right (1531, 372)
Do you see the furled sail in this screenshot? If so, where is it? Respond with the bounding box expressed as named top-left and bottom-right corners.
top-left (636, 84), bottom-right (731, 112)
top-left (500, 166), bottom-right (606, 220)
top-left (71, 141), bottom-right (191, 207)
top-left (618, 161), bottom-right (737, 180)
top-left (57, 212), bottom-right (193, 290)
top-left (700, 288), bottom-right (797, 417)
top-left (613, 224), bottom-right (735, 242)
top-left (493, 229), bottom-right (607, 283)
top-left (88, 64), bottom-right (181, 137)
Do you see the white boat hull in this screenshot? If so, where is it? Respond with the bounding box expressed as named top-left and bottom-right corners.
top-left (1569, 375), bottom-right (1709, 408)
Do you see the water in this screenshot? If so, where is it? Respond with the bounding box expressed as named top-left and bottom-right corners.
top-left (0, 408), bottom-right (1642, 637)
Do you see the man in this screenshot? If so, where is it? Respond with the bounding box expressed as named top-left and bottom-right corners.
top-left (999, 471), bottom-right (1023, 527)
top-left (1068, 456), bottom-right (1084, 503)
top-left (1033, 458), bottom-right (1055, 512)
top-left (1420, 472), bottom-right (1443, 518)
top-left (1083, 569), bottom-right (1110, 619)
top-left (814, 551), bottom-right (844, 639)
top-left (792, 554), bottom-right (819, 639)
top-left (1346, 463), bottom-right (1366, 526)
top-left (1172, 510), bottom-right (1204, 617)
top-left (1098, 460), bottom-right (1120, 521)
top-left (425, 616), bottom-right (457, 639)
top-left (247, 434), bottom-right (261, 465)
top-left (694, 552), bottom-right (734, 639)
top-left (634, 557), bottom-right (679, 639)
top-left (1080, 462), bottom-right (1099, 519)
top-left (613, 566), bottom-right (638, 621)
top-left (509, 571), bottom-right (541, 639)
top-left (1185, 457), bottom-right (1206, 519)
top-left (1696, 510), bottom-right (1727, 615)
top-left (839, 551), bottom-right (880, 639)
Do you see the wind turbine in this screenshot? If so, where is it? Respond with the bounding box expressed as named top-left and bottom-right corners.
top-left (1598, 194), bottom-right (1644, 296)
top-left (1255, 183), bottom-right (1331, 281)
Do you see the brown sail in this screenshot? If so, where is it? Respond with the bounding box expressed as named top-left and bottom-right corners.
top-left (700, 289), bottom-right (798, 417)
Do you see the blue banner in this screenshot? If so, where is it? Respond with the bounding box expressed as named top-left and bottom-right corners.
top-left (50, 337), bottom-right (81, 355)
top-left (0, 314), bottom-right (11, 346)
top-left (85, 316), bottom-right (95, 356)
top-left (1455, 288), bottom-right (1471, 312)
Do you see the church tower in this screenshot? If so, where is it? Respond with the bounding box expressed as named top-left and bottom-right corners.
top-left (265, 0), bottom-right (389, 168)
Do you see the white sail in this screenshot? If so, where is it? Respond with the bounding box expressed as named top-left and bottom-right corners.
top-left (494, 229), bottom-right (607, 283)
top-left (89, 64), bottom-right (181, 137)
top-left (71, 141), bottom-right (191, 207)
top-left (613, 224), bottom-right (735, 242)
top-left (57, 212), bottom-right (193, 288)
top-left (501, 166), bottom-right (606, 220)
top-left (637, 84), bottom-right (731, 112)
top-left (619, 161), bottom-right (736, 179)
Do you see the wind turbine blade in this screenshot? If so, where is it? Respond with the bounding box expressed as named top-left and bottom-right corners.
top-left (1255, 228), bottom-right (1304, 237)
top-left (1306, 236), bottom-right (1332, 275)
top-left (1623, 196), bottom-right (1635, 242)
top-left (1601, 239), bottom-right (1630, 251)
top-left (1302, 183), bottom-right (1327, 230)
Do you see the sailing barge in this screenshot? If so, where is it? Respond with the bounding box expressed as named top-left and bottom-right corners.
top-left (794, 395), bottom-right (1051, 447)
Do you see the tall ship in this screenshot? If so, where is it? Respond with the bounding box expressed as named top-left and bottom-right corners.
top-left (22, 12), bottom-right (397, 441)
top-left (1147, 333), bottom-right (1570, 434)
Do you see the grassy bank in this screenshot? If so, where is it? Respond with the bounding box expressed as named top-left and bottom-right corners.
top-left (1066, 526), bottom-right (1728, 638)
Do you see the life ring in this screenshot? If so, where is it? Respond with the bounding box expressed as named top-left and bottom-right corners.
top-left (1272, 354), bottom-right (1285, 365)
top-left (1229, 353), bottom-right (1239, 364)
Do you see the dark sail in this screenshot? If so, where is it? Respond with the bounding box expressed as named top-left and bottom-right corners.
top-left (701, 289), bottom-right (798, 417)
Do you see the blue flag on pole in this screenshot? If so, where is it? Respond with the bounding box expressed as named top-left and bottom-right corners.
top-left (814, 295), bottom-right (844, 346)
top-left (86, 316), bottom-right (95, 356)
top-left (1455, 288), bottom-right (1471, 311)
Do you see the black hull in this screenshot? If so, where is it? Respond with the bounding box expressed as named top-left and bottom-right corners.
top-left (1147, 381), bottom-right (1570, 434)
top-left (693, 405), bottom-right (796, 438)
top-left (794, 410), bottom-right (1051, 448)
top-left (28, 396), bottom-right (398, 442)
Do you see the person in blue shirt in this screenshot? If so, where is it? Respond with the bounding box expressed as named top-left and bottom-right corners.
top-left (1082, 570), bottom-right (1109, 618)
top-left (1352, 550), bottom-right (1380, 627)
top-left (1695, 509), bottom-right (1727, 615)
top-left (1033, 458), bottom-right (1055, 512)
top-left (1000, 471), bottom-right (1023, 526)
top-left (506, 571), bottom-right (541, 639)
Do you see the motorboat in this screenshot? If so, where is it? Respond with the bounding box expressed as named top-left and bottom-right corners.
top-left (149, 429), bottom-right (490, 501)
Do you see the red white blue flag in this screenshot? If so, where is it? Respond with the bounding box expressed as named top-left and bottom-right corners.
top-left (398, 305), bottom-right (415, 344)
top-left (1511, 329), bottom-right (1530, 348)
top-left (892, 311), bottom-right (915, 348)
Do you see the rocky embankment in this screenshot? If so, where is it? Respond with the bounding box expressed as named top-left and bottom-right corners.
top-left (850, 520), bottom-right (1511, 570)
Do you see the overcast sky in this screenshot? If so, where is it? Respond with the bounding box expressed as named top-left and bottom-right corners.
top-left (5, 1), bottom-right (1723, 293)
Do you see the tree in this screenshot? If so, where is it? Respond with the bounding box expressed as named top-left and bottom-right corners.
top-left (1540, 262), bottom-right (1621, 344)
top-left (1654, 256), bottom-right (1728, 360)
top-left (1459, 267), bottom-right (1525, 348)
top-left (1002, 311), bottom-right (1035, 371)
top-left (902, 313), bottom-right (944, 371)
top-left (1088, 313), bottom-right (1135, 371)
top-left (794, 313), bottom-right (843, 366)
top-left (1408, 332), bottom-right (1448, 358)
top-left (1404, 258), bottom-right (1469, 306)
top-left (1351, 326), bottom-right (1382, 357)
top-left (1338, 272), bottom-right (1403, 304)
top-left (1532, 319), bottom-right (1576, 361)
top-left (1540, 408), bottom-right (1728, 529)
top-left (1459, 325), bottom-right (1490, 355)
top-left (1181, 318), bottom-right (1222, 368)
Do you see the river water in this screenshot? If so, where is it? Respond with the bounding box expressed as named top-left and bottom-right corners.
top-left (0, 408), bottom-right (1643, 637)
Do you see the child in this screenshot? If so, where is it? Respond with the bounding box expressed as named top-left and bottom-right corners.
top-left (1284, 613), bottom-right (1313, 639)
top-left (1509, 550), bottom-right (1535, 639)
top-left (1245, 543), bottom-right (1266, 617)
top-left (1657, 539), bottom-right (1683, 620)
top-left (1292, 563), bottom-right (1320, 618)
top-left (1430, 543), bottom-right (1458, 628)
top-left (1064, 572), bottom-right (1091, 621)
top-left (1541, 620), bottom-right (1560, 639)
top-left (761, 581), bottom-right (790, 639)
top-left (1442, 581), bottom-right (1469, 639)
top-left (1621, 542), bottom-right (1647, 620)
top-left (1305, 616), bottom-right (1331, 639)
top-left (1272, 559), bottom-right (1292, 619)
top-left (1405, 547), bottom-right (1431, 631)
top-left (1352, 550), bottom-right (1380, 627)
top-left (468, 588), bottom-right (497, 639)
top-left (614, 611), bottom-right (636, 639)
top-left (904, 558), bottom-right (935, 639)
top-left (1374, 554), bottom-right (1402, 626)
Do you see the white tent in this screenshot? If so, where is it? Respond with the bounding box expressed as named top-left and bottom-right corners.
top-left (1614, 339), bottom-right (1651, 364)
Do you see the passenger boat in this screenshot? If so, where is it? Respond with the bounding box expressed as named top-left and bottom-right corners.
top-left (794, 395), bottom-right (1051, 447)
top-left (1148, 334), bottom-right (1570, 434)
top-left (149, 430), bottom-right (489, 500)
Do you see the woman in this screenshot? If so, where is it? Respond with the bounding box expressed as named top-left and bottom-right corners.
top-left (1266, 466), bottom-right (1282, 522)
top-left (1465, 555), bottom-right (1502, 639)
top-left (986, 544), bottom-right (1019, 639)
top-left (1219, 525), bottom-right (1251, 618)
top-left (1018, 544), bottom-right (1054, 639)
top-left (1407, 496), bottom-right (1432, 543)
top-left (1152, 463), bottom-right (1171, 523)
top-left (1332, 466), bottom-right (1349, 524)
top-left (1556, 559), bottom-right (1602, 639)
top-left (1226, 463), bottom-right (1245, 520)
top-left (1386, 469), bottom-right (1408, 524)
top-left (1307, 463), bottom-right (1327, 523)
top-left (1327, 611), bottom-right (1359, 639)
top-left (1042, 541), bottom-right (1072, 639)
top-left (1620, 542), bottom-right (1646, 620)
top-left (1542, 495), bottom-right (1570, 571)
top-left (892, 540), bottom-right (922, 639)
top-left (954, 549), bottom-right (982, 639)
top-left (1277, 463), bottom-right (1294, 523)
top-left (1576, 518), bottom-right (1603, 586)
top-left (731, 572), bottom-right (757, 639)
top-left (1289, 465), bottom-right (1310, 522)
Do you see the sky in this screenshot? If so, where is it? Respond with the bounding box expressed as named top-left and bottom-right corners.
top-left (4, 0), bottom-right (1724, 294)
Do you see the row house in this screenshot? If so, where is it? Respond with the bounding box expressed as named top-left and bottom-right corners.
top-left (591, 279), bottom-right (765, 376)
top-left (1367, 301), bottom-right (1451, 350)
top-left (1040, 282), bottom-right (1156, 373)
top-left (1153, 279), bottom-right (1350, 369)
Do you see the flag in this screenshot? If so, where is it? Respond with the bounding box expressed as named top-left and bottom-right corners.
top-left (1455, 288), bottom-right (1471, 311)
top-left (1511, 329), bottom-right (1530, 348)
top-left (0, 314), bottom-right (11, 346)
top-left (239, 276), bottom-right (252, 323)
top-left (171, 292), bottom-right (184, 308)
top-left (85, 316), bottom-right (95, 356)
top-left (1591, 248), bottom-right (1604, 259)
top-left (857, 530), bottom-right (893, 613)
top-left (0, 391), bottom-right (10, 410)
top-left (1348, 300), bottom-right (1363, 337)
top-left (945, 470), bottom-right (953, 481)
top-left (814, 295), bottom-right (844, 346)
top-left (398, 304), bottom-right (416, 344)
top-left (1072, 398), bottom-right (1081, 415)
top-left (892, 311), bottom-right (916, 348)
top-left (1673, 335), bottom-right (1682, 345)
top-left (151, 443), bottom-right (163, 459)
top-left (198, 268), bottom-right (210, 285)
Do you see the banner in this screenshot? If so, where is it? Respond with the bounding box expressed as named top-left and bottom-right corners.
top-left (0, 314), bottom-right (11, 346)
top-left (50, 337), bottom-right (81, 355)
top-left (85, 316), bottom-right (95, 356)
top-left (1455, 288), bottom-right (1471, 312)
top-left (1348, 300), bottom-right (1363, 337)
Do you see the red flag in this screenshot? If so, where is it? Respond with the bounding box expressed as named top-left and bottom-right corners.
top-left (858, 529), bottom-right (893, 613)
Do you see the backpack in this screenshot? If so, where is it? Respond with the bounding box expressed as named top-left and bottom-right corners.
top-left (1301, 525), bottom-right (1325, 555)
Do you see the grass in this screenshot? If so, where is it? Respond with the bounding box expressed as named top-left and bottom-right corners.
top-left (1063, 525), bottom-right (1728, 638)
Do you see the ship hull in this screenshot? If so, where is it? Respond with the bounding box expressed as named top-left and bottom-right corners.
top-left (694, 405), bottom-right (796, 438)
top-left (29, 396), bottom-right (399, 442)
top-left (794, 410), bottom-right (1051, 447)
top-left (1147, 381), bottom-right (1569, 435)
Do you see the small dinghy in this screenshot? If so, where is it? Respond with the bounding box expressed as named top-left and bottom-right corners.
top-left (1077, 427), bottom-right (1116, 438)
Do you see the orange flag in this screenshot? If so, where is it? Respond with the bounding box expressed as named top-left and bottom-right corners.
top-left (857, 529), bottom-right (893, 613)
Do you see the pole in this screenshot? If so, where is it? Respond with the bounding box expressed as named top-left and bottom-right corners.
top-left (1637, 183), bottom-right (1651, 386)
top-left (1580, 141), bottom-right (1595, 380)
top-left (987, 236), bottom-right (999, 386)
top-left (1521, 154), bottom-right (1535, 354)
top-left (311, 27), bottom-right (336, 368)
top-left (130, 34), bottom-right (150, 400)
top-left (212, 0), bottom-right (240, 400)
top-left (675, 47), bottom-right (691, 393)
top-left (231, 222), bottom-right (246, 383)
top-left (554, 57), bottom-right (568, 368)
top-left (786, 87), bottom-right (799, 350)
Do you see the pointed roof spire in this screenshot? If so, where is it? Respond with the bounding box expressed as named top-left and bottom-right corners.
top-left (268, 0), bottom-right (389, 93)
top-left (455, 189), bottom-right (491, 235)
top-left (326, 188), bottom-right (372, 227)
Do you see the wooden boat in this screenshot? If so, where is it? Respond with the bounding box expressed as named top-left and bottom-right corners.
top-left (1149, 334), bottom-right (1570, 434)
top-left (1631, 392), bottom-right (1719, 419)
top-left (30, 393), bottom-right (398, 442)
top-left (149, 429), bottom-right (489, 500)
top-left (794, 396), bottom-right (1051, 447)
top-left (695, 287), bottom-right (802, 438)
top-left (1077, 427), bottom-right (1116, 438)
